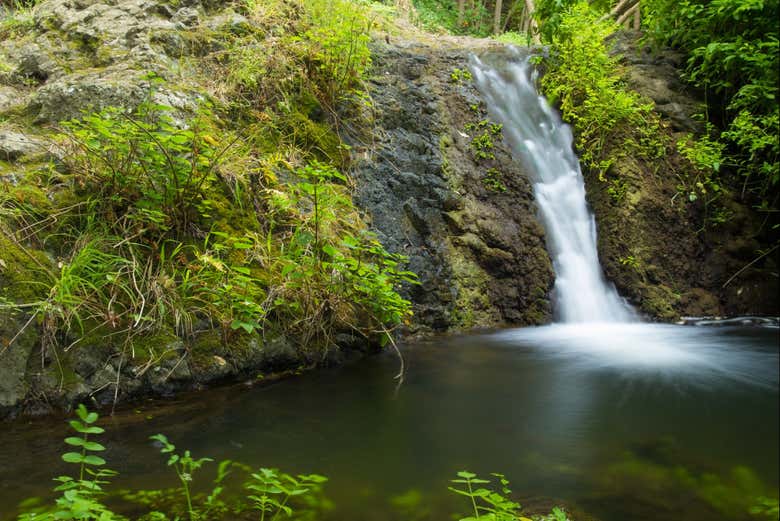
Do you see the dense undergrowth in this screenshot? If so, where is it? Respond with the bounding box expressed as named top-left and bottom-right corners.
top-left (642, 0), bottom-right (779, 207)
top-left (534, 0), bottom-right (778, 227)
top-left (535, 3), bottom-right (663, 180)
top-left (0, 0), bottom-right (415, 405)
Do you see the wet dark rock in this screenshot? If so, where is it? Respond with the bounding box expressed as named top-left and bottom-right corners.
top-left (0, 313), bottom-right (36, 414)
top-left (350, 42), bottom-right (554, 332)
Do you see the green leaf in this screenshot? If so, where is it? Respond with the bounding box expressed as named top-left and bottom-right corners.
top-left (62, 452), bottom-right (85, 464)
top-left (321, 244), bottom-right (339, 257)
top-left (83, 455), bottom-right (106, 466)
top-left (70, 420), bottom-right (104, 434)
top-left (65, 437), bottom-right (86, 447)
top-left (83, 441), bottom-right (106, 452)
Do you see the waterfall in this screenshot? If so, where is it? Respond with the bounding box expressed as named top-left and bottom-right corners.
top-left (470, 51), bottom-right (634, 323)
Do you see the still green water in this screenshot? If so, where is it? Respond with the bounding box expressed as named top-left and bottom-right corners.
top-left (1, 324), bottom-right (778, 520)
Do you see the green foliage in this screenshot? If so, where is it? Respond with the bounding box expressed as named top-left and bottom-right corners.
top-left (534, 0), bottom-right (611, 43)
top-left (533, 0), bottom-right (578, 43)
top-left (411, 0), bottom-right (492, 36)
top-left (150, 434), bottom-right (213, 520)
top-left (232, 0), bottom-right (372, 110)
top-left (1, 99), bottom-right (415, 384)
top-left (17, 406), bottom-right (330, 521)
top-left (471, 132), bottom-right (496, 160)
top-left (721, 108), bottom-right (779, 199)
top-left (483, 168), bottom-right (507, 192)
top-left (17, 409), bottom-right (578, 521)
top-left (675, 130), bottom-right (725, 203)
top-left (245, 467), bottom-right (328, 521)
top-left (451, 67), bottom-right (473, 83)
top-left (269, 161), bottom-right (417, 345)
top-left (61, 102), bottom-right (230, 239)
top-left (301, 0), bottom-right (372, 101)
top-left (607, 177), bottom-right (628, 203)
top-left (18, 405), bottom-right (120, 521)
top-left (642, 0), bottom-right (779, 203)
top-left (466, 119), bottom-right (503, 162)
top-left (538, 2), bottom-right (663, 178)
top-left (750, 496), bottom-right (780, 520)
top-left (449, 471), bottom-right (521, 520)
top-left (494, 31), bottom-right (531, 46)
top-left (0, 0), bottom-right (37, 39)
top-left (619, 255), bottom-right (639, 268)
top-left (448, 471), bottom-right (571, 521)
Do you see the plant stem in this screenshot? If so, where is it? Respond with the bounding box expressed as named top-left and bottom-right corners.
top-left (468, 478), bottom-right (479, 519)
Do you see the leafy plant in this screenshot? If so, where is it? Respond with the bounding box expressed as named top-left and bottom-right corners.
top-left (483, 168), bottom-right (507, 192)
top-left (18, 404), bottom-right (119, 521)
top-left (448, 471), bottom-right (571, 521)
top-left (411, 0), bottom-right (492, 36)
top-left (750, 496), bottom-right (780, 520)
top-left (149, 434), bottom-right (213, 521)
top-left (60, 102), bottom-right (234, 239)
top-left (676, 130), bottom-right (725, 203)
top-left (619, 255), bottom-right (639, 268)
top-left (451, 67), bottom-right (473, 83)
top-left (449, 471), bottom-right (521, 520)
top-left (300, 0), bottom-right (372, 103)
top-left (245, 468), bottom-right (328, 521)
top-left (642, 0), bottom-right (779, 204)
top-left (538, 2), bottom-right (663, 179)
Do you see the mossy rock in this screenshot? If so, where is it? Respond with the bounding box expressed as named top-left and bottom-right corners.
top-left (0, 234), bottom-right (52, 302)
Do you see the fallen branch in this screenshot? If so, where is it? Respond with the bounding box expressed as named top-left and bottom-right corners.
top-left (722, 244), bottom-right (779, 288)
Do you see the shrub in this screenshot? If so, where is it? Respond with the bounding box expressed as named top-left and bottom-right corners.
top-left (538, 2), bottom-right (661, 178)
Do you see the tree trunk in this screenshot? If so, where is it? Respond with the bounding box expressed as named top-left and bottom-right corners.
top-left (524, 0), bottom-right (539, 43)
top-left (493, 0), bottom-right (503, 34)
top-left (457, 0), bottom-right (466, 28)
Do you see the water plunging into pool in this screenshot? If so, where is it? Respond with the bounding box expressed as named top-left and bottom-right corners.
top-left (468, 51), bottom-right (779, 381)
top-left (470, 52), bottom-right (632, 323)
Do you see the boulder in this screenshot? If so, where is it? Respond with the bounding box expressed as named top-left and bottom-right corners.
top-left (0, 130), bottom-right (47, 160)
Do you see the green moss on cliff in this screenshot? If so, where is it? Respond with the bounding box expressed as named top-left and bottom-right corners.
top-left (0, 233), bottom-right (51, 302)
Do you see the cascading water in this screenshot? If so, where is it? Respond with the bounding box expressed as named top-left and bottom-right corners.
top-left (470, 51), bottom-right (633, 323)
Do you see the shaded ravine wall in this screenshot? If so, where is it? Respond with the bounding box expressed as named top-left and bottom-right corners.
top-left (348, 41), bottom-right (554, 334)
top-left (584, 34), bottom-right (779, 320)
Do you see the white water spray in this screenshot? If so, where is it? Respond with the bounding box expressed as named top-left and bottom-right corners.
top-left (470, 52), bottom-right (633, 323)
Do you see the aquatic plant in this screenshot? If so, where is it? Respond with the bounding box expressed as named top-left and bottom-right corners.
top-left (149, 434), bottom-right (213, 521)
top-left (448, 471), bottom-right (571, 521)
top-left (18, 405), bottom-right (119, 521)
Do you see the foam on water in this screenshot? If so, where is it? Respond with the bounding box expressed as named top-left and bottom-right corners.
top-left (493, 323), bottom-right (779, 388)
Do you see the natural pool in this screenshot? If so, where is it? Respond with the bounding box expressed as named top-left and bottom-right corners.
top-left (1, 323), bottom-right (777, 521)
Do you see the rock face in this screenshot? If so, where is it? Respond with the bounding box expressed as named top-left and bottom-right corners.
top-left (350, 42), bottom-right (554, 332)
top-left (0, 0), bottom-right (216, 124)
top-left (585, 32), bottom-right (779, 320)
